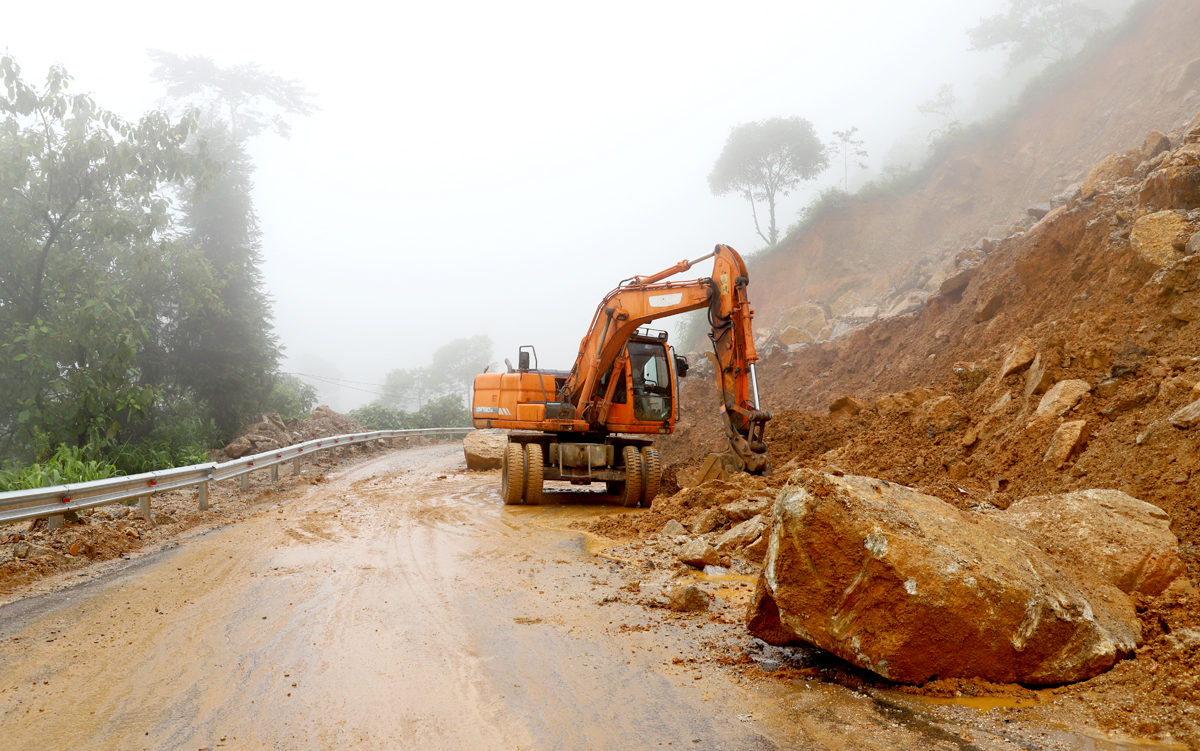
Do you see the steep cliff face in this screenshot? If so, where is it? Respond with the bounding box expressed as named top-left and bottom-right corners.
top-left (748, 0), bottom-right (1200, 329)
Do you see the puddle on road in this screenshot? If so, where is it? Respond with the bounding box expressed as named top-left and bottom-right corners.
top-left (911, 693), bottom-right (1042, 710)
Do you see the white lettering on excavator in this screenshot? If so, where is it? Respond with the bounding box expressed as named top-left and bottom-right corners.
top-left (474, 407), bottom-right (499, 414)
top-left (648, 293), bottom-right (683, 308)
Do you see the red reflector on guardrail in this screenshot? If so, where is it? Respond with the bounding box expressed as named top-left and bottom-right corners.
top-left (61, 497), bottom-right (70, 504)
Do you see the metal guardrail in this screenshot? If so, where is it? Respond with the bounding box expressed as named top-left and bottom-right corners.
top-left (0, 427), bottom-right (474, 528)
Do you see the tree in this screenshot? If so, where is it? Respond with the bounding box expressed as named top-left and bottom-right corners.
top-left (917, 84), bottom-right (962, 150)
top-left (708, 117), bottom-right (828, 246)
top-left (380, 335), bottom-right (494, 411)
top-left (829, 127), bottom-right (869, 192)
top-left (967, 0), bottom-right (1108, 69)
top-left (0, 55), bottom-right (214, 459)
top-left (151, 51), bottom-right (316, 439)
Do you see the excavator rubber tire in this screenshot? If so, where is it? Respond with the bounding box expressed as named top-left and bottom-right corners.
top-left (501, 442), bottom-right (526, 505)
top-left (620, 446), bottom-right (643, 508)
top-left (604, 481), bottom-right (623, 496)
top-left (524, 443), bottom-right (544, 505)
top-left (640, 447), bottom-right (662, 508)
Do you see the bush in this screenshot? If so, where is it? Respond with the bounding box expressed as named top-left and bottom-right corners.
top-left (349, 395), bottom-right (470, 431)
top-left (265, 375), bottom-right (319, 422)
top-left (0, 445), bottom-right (120, 491)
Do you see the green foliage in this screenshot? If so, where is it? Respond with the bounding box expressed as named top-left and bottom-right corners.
top-left (265, 375), bottom-right (319, 421)
top-left (348, 395), bottom-right (470, 431)
top-left (708, 117), bottom-right (828, 246)
top-left (968, 0), bottom-right (1108, 69)
top-left (0, 54), bottom-right (217, 461)
top-left (0, 445), bottom-right (120, 492)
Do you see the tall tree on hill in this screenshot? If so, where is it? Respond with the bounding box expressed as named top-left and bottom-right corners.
top-left (829, 127), bottom-right (869, 192)
top-left (150, 50), bottom-right (317, 439)
top-left (708, 117), bottom-right (828, 247)
top-left (967, 0), bottom-right (1108, 69)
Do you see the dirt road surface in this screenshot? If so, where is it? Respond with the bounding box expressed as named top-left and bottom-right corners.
top-left (0, 445), bottom-right (1177, 750)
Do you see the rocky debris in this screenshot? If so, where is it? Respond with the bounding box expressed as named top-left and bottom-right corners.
top-left (875, 387), bottom-right (936, 415)
top-left (1034, 379), bottom-right (1091, 419)
top-left (776, 303), bottom-right (830, 346)
top-left (9, 543), bottom-right (68, 563)
top-left (750, 470), bottom-right (1139, 685)
top-left (828, 395), bottom-right (866, 421)
top-left (677, 538), bottom-right (721, 568)
top-left (662, 519), bottom-right (688, 536)
top-left (715, 514), bottom-right (767, 554)
top-left (223, 436), bottom-right (253, 459)
top-left (215, 407), bottom-right (369, 463)
top-left (1043, 420), bottom-right (1091, 469)
top-left (1169, 399), bottom-right (1200, 429)
top-left (939, 265), bottom-right (980, 298)
top-left (1002, 490), bottom-right (1185, 598)
top-left (462, 429), bottom-right (506, 470)
top-left (1131, 211), bottom-right (1191, 267)
top-left (1143, 130), bottom-right (1172, 160)
top-left (830, 290), bottom-right (864, 319)
top-left (999, 337), bottom-right (1037, 378)
top-left (667, 584), bottom-right (712, 612)
top-left (912, 395), bottom-right (967, 435)
top-left (721, 498), bottom-right (771, 522)
top-left (951, 362), bottom-right (989, 392)
top-left (1139, 166), bottom-right (1200, 211)
top-left (690, 507), bottom-right (727, 534)
top-left (1023, 352), bottom-right (1057, 399)
top-left (1026, 203), bottom-right (1052, 220)
top-left (1082, 152), bottom-right (1138, 199)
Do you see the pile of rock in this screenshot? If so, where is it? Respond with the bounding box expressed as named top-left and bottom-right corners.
top-left (748, 469), bottom-right (1186, 685)
top-left (219, 406), bottom-right (367, 460)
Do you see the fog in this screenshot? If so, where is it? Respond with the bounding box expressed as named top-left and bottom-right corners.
top-left (6, 0), bottom-right (1131, 410)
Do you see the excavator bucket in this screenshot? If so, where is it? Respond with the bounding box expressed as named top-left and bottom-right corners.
top-left (691, 451), bottom-right (742, 486)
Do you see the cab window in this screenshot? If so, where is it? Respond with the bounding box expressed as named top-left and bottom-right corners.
top-left (627, 341), bottom-right (672, 421)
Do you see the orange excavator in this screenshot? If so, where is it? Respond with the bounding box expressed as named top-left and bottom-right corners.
top-left (471, 244), bottom-right (771, 506)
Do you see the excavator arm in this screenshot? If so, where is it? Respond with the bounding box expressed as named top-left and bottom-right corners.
top-left (561, 244), bottom-right (771, 474)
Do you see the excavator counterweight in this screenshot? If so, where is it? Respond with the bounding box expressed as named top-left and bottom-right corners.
top-left (472, 244), bottom-right (771, 505)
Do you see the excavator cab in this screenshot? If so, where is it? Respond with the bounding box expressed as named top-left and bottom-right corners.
top-left (627, 333), bottom-right (673, 422)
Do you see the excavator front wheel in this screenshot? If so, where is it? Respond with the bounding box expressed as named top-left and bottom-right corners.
top-left (524, 443), bottom-right (544, 505)
top-left (640, 447), bottom-right (662, 508)
top-left (620, 446), bottom-right (644, 508)
top-left (501, 442), bottom-right (526, 505)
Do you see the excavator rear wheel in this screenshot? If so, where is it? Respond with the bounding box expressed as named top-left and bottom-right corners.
top-left (620, 446), bottom-right (644, 508)
top-left (524, 443), bottom-right (544, 505)
top-left (640, 447), bottom-right (662, 508)
top-left (501, 442), bottom-right (526, 505)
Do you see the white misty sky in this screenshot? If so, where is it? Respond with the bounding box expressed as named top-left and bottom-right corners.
top-left (8, 0), bottom-right (1064, 410)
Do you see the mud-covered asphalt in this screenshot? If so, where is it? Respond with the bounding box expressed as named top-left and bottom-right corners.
top-left (0, 445), bottom-right (1176, 750)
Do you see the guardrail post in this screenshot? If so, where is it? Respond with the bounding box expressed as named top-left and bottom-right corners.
top-left (198, 481), bottom-right (209, 511)
top-left (271, 464), bottom-right (279, 482)
top-left (139, 495), bottom-right (151, 521)
top-left (48, 514), bottom-right (64, 530)
top-left (240, 472), bottom-right (249, 491)
top-left (293, 457), bottom-right (301, 474)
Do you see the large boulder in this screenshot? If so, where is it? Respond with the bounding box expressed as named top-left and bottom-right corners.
top-left (1002, 490), bottom-right (1185, 597)
top-left (776, 303), bottom-right (829, 342)
top-left (1081, 152), bottom-right (1137, 199)
top-left (1131, 210), bottom-right (1191, 267)
top-left (1034, 379), bottom-right (1091, 419)
top-left (748, 470), bottom-right (1139, 685)
top-left (462, 429), bottom-right (507, 470)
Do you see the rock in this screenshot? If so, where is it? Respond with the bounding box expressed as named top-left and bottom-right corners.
top-left (830, 291), bottom-right (863, 319)
top-left (1130, 210), bottom-right (1190, 267)
top-left (848, 306), bottom-right (879, 321)
top-left (952, 362), bottom-right (989, 392)
top-left (1004, 489), bottom-right (1185, 597)
top-left (677, 538), bottom-right (721, 568)
top-left (12, 543), bottom-right (66, 562)
top-left (667, 584), bottom-right (712, 612)
top-left (742, 533), bottom-right (769, 564)
top-left (776, 303), bottom-right (829, 339)
top-left (912, 395), bottom-right (968, 435)
top-left (828, 395), bottom-right (867, 421)
top-left (938, 266), bottom-right (979, 297)
top-left (223, 436), bottom-right (253, 459)
top-left (1099, 383), bottom-right (1158, 419)
top-left (1026, 203), bottom-right (1051, 220)
top-left (886, 290), bottom-right (928, 318)
top-left (715, 514), bottom-right (767, 553)
top-left (152, 512), bottom-right (176, 526)
top-left (1043, 420), bottom-right (1090, 469)
top-left (662, 519), bottom-right (688, 536)
top-left (721, 498), bottom-right (771, 523)
top-left (1000, 337), bottom-right (1037, 378)
top-left (124, 527), bottom-right (141, 539)
top-left (1095, 378), bottom-right (1120, 398)
top-left (690, 508), bottom-right (727, 535)
top-left (1023, 352), bottom-right (1056, 399)
top-left (1143, 130), bottom-right (1172, 160)
top-left (1034, 380), bottom-right (1091, 419)
top-left (1169, 399), bottom-right (1200, 428)
top-left (974, 292), bottom-right (1004, 322)
top-left (1188, 231), bottom-right (1200, 256)
top-left (462, 429), bottom-right (507, 470)
top-left (876, 387), bottom-right (936, 415)
top-left (1139, 166), bottom-right (1200, 210)
top-left (1082, 152), bottom-right (1137, 199)
top-left (750, 470), bottom-right (1139, 685)
top-left (778, 326), bottom-right (814, 346)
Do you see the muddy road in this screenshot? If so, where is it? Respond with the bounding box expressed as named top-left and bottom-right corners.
top-left (0, 445), bottom-right (1167, 750)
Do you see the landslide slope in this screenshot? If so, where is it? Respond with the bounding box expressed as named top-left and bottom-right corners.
top-left (748, 0), bottom-right (1200, 328)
